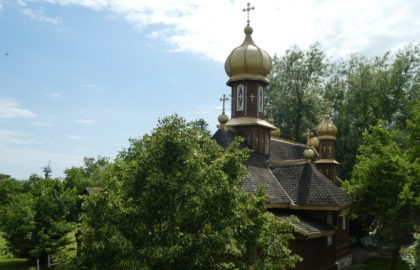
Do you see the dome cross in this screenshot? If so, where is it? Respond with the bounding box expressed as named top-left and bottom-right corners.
top-left (219, 94), bottom-right (229, 114)
top-left (243, 2), bottom-right (255, 26)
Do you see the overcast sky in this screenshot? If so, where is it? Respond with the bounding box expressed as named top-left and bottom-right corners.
top-left (1, 0), bottom-right (419, 179)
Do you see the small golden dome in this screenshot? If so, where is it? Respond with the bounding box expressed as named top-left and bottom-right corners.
top-left (303, 148), bottom-right (315, 160)
top-left (308, 137), bottom-right (320, 148)
top-left (268, 117), bottom-right (281, 137)
top-left (316, 114), bottom-right (337, 137)
top-left (225, 26), bottom-right (272, 84)
top-left (218, 113), bottom-right (229, 125)
top-left (271, 127), bottom-right (281, 138)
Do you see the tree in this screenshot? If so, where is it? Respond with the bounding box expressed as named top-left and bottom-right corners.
top-left (343, 122), bottom-right (419, 270)
top-left (325, 44), bottom-right (420, 179)
top-left (74, 115), bottom-right (300, 269)
top-left (0, 174), bottom-right (24, 206)
top-left (0, 177), bottom-right (77, 263)
top-left (267, 43), bottom-right (326, 142)
top-left (42, 161), bottom-right (52, 179)
top-left (64, 156), bottom-right (110, 194)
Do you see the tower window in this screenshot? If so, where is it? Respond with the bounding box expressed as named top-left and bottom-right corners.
top-left (236, 84), bottom-right (244, 111)
top-left (327, 235), bottom-right (333, 246)
top-left (327, 211), bottom-right (333, 225)
top-left (258, 86), bottom-right (264, 113)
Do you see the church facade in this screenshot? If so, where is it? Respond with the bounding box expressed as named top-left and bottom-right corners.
top-left (212, 7), bottom-right (353, 270)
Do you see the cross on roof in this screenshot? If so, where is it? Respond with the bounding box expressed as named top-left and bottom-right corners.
top-left (243, 2), bottom-right (255, 26)
top-left (322, 99), bottom-right (332, 114)
top-left (219, 94), bottom-right (229, 114)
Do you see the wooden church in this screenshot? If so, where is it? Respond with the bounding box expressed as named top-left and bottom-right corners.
top-left (212, 4), bottom-right (353, 270)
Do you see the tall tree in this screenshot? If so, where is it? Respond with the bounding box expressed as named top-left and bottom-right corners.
top-left (42, 161), bottom-right (52, 179)
top-left (343, 122), bottom-right (419, 270)
top-left (0, 177), bottom-right (77, 263)
top-left (63, 156), bottom-right (110, 222)
top-left (0, 174), bottom-right (24, 206)
top-left (325, 44), bottom-right (420, 179)
top-left (267, 43), bottom-right (326, 142)
top-left (74, 115), bottom-right (300, 269)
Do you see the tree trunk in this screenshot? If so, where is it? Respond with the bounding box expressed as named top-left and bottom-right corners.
top-left (390, 243), bottom-right (401, 270)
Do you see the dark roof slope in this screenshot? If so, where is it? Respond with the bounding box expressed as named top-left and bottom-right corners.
top-left (270, 138), bottom-right (310, 160)
top-left (270, 163), bottom-right (352, 208)
top-left (211, 129), bottom-right (352, 209)
top-left (272, 211), bottom-right (335, 238)
top-left (211, 128), bottom-right (247, 149)
top-left (243, 153), bottom-right (292, 205)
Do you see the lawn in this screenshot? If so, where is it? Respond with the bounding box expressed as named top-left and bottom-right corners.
top-left (0, 235), bottom-right (39, 270)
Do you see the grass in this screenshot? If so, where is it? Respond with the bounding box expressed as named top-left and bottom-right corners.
top-left (0, 235), bottom-right (39, 270)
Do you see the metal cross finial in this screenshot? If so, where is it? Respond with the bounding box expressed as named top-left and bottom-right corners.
top-left (220, 94), bottom-right (229, 114)
top-left (243, 2), bottom-right (255, 26)
top-left (322, 99), bottom-right (332, 114)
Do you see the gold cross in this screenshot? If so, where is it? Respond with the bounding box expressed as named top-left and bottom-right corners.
top-left (249, 94), bottom-right (255, 102)
top-left (322, 99), bottom-right (332, 114)
top-left (219, 94), bottom-right (229, 114)
top-left (243, 2), bottom-right (255, 26)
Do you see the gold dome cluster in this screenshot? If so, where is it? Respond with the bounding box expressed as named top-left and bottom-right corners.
top-left (316, 114), bottom-right (337, 137)
top-left (225, 25), bottom-right (272, 84)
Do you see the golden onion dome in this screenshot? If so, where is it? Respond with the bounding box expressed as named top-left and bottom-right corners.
top-left (316, 114), bottom-right (337, 137)
top-left (303, 148), bottom-right (315, 160)
top-left (225, 25), bottom-right (272, 84)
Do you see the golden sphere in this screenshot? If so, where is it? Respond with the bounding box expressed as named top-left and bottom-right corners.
top-left (303, 148), bottom-right (315, 160)
top-left (218, 113), bottom-right (229, 125)
top-left (308, 137), bottom-right (320, 148)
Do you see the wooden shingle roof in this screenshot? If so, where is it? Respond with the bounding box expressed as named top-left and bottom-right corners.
top-left (211, 129), bottom-right (352, 209)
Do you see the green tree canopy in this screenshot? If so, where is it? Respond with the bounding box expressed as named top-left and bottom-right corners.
top-left (267, 43), bottom-right (326, 142)
top-left (343, 121), bottom-right (419, 270)
top-left (325, 44), bottom-right (420, 179)
top-left (75, 115), bottom-right (300, 269)
top-left (0, 176), bottom-right (77, 263)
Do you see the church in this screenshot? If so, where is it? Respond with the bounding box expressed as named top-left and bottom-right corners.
top-left (211, 4), bottom-right (353, 270)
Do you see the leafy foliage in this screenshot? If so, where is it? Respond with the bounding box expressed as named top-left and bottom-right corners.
top-left (74, 115), bottom-right (299, 269)
top-left (343, 121), bottom-right (419, 270)
top-left (267, 43), bottom-right (326, 142)
top-left (0, 177), bottom-right (77, 263)
top-left (268, 43), bottom-right (419, 180)
top-left (325, 44), bottom-right (420, 179)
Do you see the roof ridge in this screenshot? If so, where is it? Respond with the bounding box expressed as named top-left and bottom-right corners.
top-left (271, 137), bottom-right (309, 147)
top-left (268, 167), bottom-right (295, 206)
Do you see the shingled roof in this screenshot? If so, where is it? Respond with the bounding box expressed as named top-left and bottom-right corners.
top-left (211, 129), bottom-right (352, 209)
top-left (272, 211), bottom-right (336, 239)
top-left (242, 153), bottom-right (292, 205)
top-left (270, 138), bottom-right (311, 160)
top-left (270, 163), bottom-right (352, 208)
